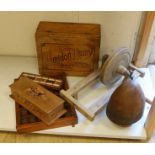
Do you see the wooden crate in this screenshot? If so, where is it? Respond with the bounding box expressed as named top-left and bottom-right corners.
top-left (35, 21), bottom-right (101, 76)
top-left (11, 73), bottom-right (77, 133)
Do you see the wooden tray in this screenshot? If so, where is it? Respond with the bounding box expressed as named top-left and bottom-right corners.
top-left (35, 21), bottom-right (100, 76)
top-left (13, 73), bottom-right (77, 133)
top-left (15, 101), bottom-right (77, 133)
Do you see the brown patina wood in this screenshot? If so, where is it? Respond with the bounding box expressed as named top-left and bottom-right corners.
top-left (35, 21), bottom-right (100, 76)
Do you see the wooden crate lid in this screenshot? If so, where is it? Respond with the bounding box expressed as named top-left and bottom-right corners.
top-left (36, 21), bottom-right (100, 35)
top-left (10, 77), bottom-right (64, 114)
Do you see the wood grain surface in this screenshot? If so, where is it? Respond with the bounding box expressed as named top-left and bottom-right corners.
top-left (10, 77), bottom-right (66, 125)
top-left (35, 21), bottom-right (100, 76)
top-left (134, 12), bottom-right (155, 67)
top-left (0, 131), bottom-right (151, 143)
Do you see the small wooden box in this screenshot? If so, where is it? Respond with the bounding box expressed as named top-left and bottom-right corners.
top-left (13, 73), bottom-right (77, 133)
top-left (35, 21), bottom-right (101, 76)
top-left (10, 77), bottom-right (66, 125)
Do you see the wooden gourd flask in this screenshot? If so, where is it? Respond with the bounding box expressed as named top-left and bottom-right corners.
top-left (106, 76), bottom-right (145, 126)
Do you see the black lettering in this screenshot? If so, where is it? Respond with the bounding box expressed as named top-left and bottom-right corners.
top-left (89, 49), bottom-right (94, 56)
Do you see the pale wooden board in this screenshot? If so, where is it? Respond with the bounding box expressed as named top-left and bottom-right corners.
top-left (0, 56), bottom-right (154, 140)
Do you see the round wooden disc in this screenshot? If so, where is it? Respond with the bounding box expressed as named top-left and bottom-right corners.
top-left (100, 47), bottom-right (131, 85)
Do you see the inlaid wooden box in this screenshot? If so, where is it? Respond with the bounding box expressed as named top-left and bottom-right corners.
top-left (10, 77), bottom-right (66, 125)
top-left (11, 73), bottom-right (77, 133)
top-left (35, 21), bottom-right (101, 76)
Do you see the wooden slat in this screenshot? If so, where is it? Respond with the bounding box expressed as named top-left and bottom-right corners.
top-left (60, 90), bottom-right (95, 121)
top-left (145, 97), bottom-right (155, 139)
top-left (135, 11), bottom-right (155, 67)
top-left (67, 69), bottom-right (101, 95)
top-left (36, 21), bottom-right (100, 34)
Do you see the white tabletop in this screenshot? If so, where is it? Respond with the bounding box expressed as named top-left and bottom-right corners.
top-left (0, 56), bottom-right (154, 140)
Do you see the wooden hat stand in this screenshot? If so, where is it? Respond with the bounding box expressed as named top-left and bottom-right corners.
top-left (60, 47), bottom-right (155, 140)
